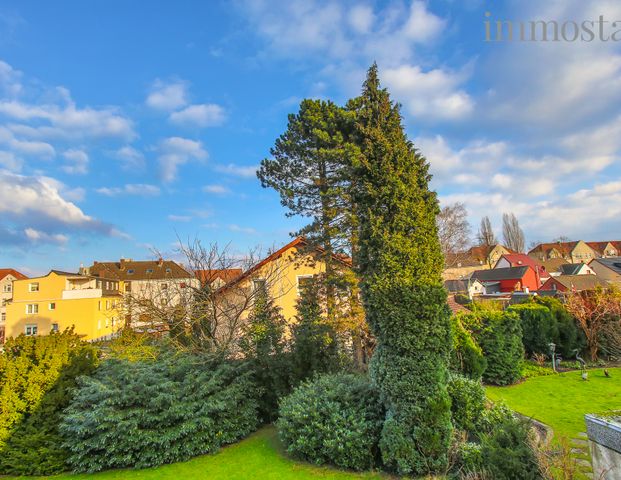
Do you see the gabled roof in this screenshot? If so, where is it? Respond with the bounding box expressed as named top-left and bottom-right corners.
top-left (446, 244), bottom-right (515, 268)
top-left (87, 259), bottom-right (194, 280)
top-left (540, 258), bottom-right (570, 272)
top-left (546, 274), bottom-right (607, 291)
top-left (471, 266), bottom-right (531, 282)
top-left (195, 269), bottom-right (243, 285)
top-left (444, 279), bottom-right (470, 293)
top-left (529, 241), bottom-right (579, 257)
top-left (586, 241), bottom-right (621, 255)
top-left (0, 268), bottom-right (27, 282)
top-left (589, 257), bottom-right (621, 275)
top-left (496, 254), bottom-right (546, 277)
top-left (559, 263), bottom-right (587, 275)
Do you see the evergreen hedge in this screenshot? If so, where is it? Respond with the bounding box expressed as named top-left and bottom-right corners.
top-left (508, 303), bottom-right (557, 355)
top-left (450, 316), bottom-right (487, 380)
top-left (460, 310), bottom-right (524, 386)
top-left (61, 354), bottom-right (258, 472)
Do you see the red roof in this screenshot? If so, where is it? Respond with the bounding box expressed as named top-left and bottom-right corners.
top-left (497, 253), bottom-right (547, 280)
top-left (0, 268), bottom-right (27, 282)
top-left (195, 269), bottom-right (243, 285)
top-left (447, 295), bottom-right (469, 315)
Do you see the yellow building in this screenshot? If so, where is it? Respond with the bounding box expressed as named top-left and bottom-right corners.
top-left (5, 270), bottom-right (122, 341)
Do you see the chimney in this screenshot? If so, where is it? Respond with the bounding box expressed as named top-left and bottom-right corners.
top-left (158, 257), bottom-right (164, 267)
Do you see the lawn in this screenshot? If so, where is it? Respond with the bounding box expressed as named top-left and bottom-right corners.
top-left (18, 427), bottom-right (388, 480)
top-left (486, 367), bottom-right (621, 439)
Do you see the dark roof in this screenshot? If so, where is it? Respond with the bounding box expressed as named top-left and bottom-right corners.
top-left (471, 266), bottom-right (530, 282)
top-left (559, 264), bottom-right (585, 275)
top-left (548, 274), bottom-right (607, 291)
top-left (590, 257), bottom-right (621, 275)
top-left (444, 279), bottom-right (470, 293)
top-left (87, 259), bottom-right (193, 280)
top-left (50, 270), bottom-right (80, 276)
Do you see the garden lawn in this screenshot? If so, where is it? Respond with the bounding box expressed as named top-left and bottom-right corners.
top-left (15, 427), bottom-right (388, 480)
top-left (486, 367), bottom-right (621, 439)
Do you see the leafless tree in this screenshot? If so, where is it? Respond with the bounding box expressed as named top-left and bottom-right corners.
top-left (565, 287), bottom-right (621, 361)
top-left (120, 239), bottom-right (290, 357)
top-left (437, 202), bottom-right (472, 267)
top-left (502, 212), bottom-right (525, 252)
top-left (476, 216), bottom-right (497, 247)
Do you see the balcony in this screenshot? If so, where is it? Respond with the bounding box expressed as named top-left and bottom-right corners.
top-left (62, 288), bottom-right (103, 300)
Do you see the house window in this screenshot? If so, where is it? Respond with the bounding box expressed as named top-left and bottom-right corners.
top-left (51, 323), bottom-right (59, 333)
top-left (98, 301), bottom-right (101, 311)
top-left (105, 318), bottom-right (109, 327)
top-left (165, 268), bottom-right (172, 273)
top-left (127, 269), bottom-right (134, 275)
top-left (97, 319), bottom-right (101, 329)
top-left (161, 283), bottom-right (168, 290)
top-left (49, 302), bottom-right (56, 310)
top-left (3, 284), bottom-right (11, 293)
top-left (146, 269), bottom-right (153, 274)
top-left (297, 275), bottom-right (315, 295)
top-left (106, 300), bottom-right (110, 310)
top-left (26, 304), bottom-right (39, 314)
top-left (29, 282), bottom-right (39, 292)
top-left (25, 324), bottom-right (38, 336)
top-left (1, 312), bottom-right (5, 322)
top-left (125, 283), bottom-right (131, 292)
top-left (96, 280), bottom-right (102, 288)
top-left (253, 279), bottom-right (267, 296)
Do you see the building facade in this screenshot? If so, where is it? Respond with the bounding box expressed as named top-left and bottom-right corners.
top-left (5, 271), bottom-right (122, 341)
top-left (0, 269), bottom-right (27, 343)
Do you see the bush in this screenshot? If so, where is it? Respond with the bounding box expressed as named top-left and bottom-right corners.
top-left (0, 344), bottom-right (98, 476)
top-left (277, 373), bottom-right (383, 471)
top-left (454, 293), bottom-right (471, 305)
top-left (61, 354), bottom-right (258, 472)
top-left (450, 317), bottom-right (487, 380)
top-left (0, 329), bottom-right (89, 451)
top-left (508, 303), bottom-right (557, 356)
top-left (460, 310), bottom-right (524, 386)
top-left (521, 362), bottom-right (555, 379)
top-left (480, 417), bottom-right (541, 479)
top-left (447, 374), bottom-right (486, 434)
top-left (476, 401), bottom-right (515, 435)
top-left (454, 441), bottom-right (483, 474)
top-left (535, 297), bottom-right (582, 358)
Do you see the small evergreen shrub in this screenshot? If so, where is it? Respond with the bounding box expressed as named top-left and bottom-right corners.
top-left (480, 417), bottom-right (541, 479)
top-left (277, 373), bottom-right (383, 471)
top-left (454, 293), bottom-right (471, 305)
top-left (508, 303), bottom-right (557, 355)
top-left (460, 310), bottom-right (524, 386)
top-left (455, 441), bottom-right (483, 473)
top-left (450, 316), bottom-right (487, 380)
top-left (61, 354), bottom-right (258, 472)
top-left (535, 297), bottom-right (582, 357)
top-left (447, 374), bottom-right (486, 434)
top-left (476, 401), bottom-right (515, 435)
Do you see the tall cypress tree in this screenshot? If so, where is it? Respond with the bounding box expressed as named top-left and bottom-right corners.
top-left (350, 64), bottom-right (452, 475)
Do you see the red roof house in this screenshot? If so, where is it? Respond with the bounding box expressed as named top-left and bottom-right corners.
top-left (471, 265), bottom-right (540, 293)
top-left (494, 253), bottom-right (548, 286)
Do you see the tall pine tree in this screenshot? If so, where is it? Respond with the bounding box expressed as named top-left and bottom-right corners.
top-left (350, 64), bottom-right (452, 475)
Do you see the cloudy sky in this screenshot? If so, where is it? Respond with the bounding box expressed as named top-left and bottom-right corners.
top-left (1, 0), bottom-right (620, 274)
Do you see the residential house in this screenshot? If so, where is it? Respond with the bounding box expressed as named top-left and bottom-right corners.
top-left (494, 253), bottom-right (548, 286)
top-left (586, 241), bottom-right (621, 258)
top-left (195, 269), bottom-right (243, 289)
top-left (528, 240), bottom-right (599, 263)
top-left (0, 269), bottom-right (27, 343)
top-left (558, 263), bottom-right (596, 276)
top-left (85, 258), bottom-right (200, 326)
top-left (4, 270), bottom-right (122, 341)
top-left (444, 279), bottom-right (486, 298)
top-left (443, 244), bottom-right (514, 280)
top-left (588, 257), bottom-right (621, 286)
top-left (541, 258), bottom-right (571, 277)
top-left (471, 265), bottom-right (539, 294)
top-left (539, 274), bottom-right (607, 293)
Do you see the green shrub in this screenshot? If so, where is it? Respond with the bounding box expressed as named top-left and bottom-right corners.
top-left (447, 374), bottom-right (486, 434)
top-left (61, 355), bottom-right (258, 472)
top-left (476, 401), bottom-right (515, 435)
top-left (521, 362), bottom-right (555, 379)
top-left (508, 303), bottom-right (557, 355)
top-left (455, 441), bottom-right (483, 474)
top-left (535, 297), bottom-right (582, 358)
top-left (480, 417), bottom-right (541, 479)
top-left (277, 373), bottom-right (383, 471)
top-left (0, 329), bottom-right (89, 451)
top-left (450, 317), bottom-right (487, 380)
top-left (454, 293), bottom-right (471, 305)
top-left (0, 345), bottom-right (98, 475)
top-left (460, 310), bottom-right (524, 386)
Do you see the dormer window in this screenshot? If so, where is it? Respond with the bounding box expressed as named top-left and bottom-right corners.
top-left (146, 269), bottom-right (153, 274)
top-left (127, 269), bottom-right (134, 275)
top-left (165, 268), bottom-right (172, 274)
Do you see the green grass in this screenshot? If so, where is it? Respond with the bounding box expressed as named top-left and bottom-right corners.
top-left (17, 427), bottom-right (388, 480)
top-left (486, 367), bottom-right (621, 439)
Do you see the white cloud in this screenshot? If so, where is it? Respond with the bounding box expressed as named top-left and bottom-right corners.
top-left (146, 79), bottom-right (188, 111)
top-left (156, 137), bottom-right (208, 182)
top-left (228, 224), bottom-right (256, 235)
top-left (96, 183), bottom-right (160, 197)
top-left (203, 184), bottom-right (230, 195)
top-left (168, 214), bottom-right (192, 222)
top-left (0, 126), bottom-right (55, 159)
top-left (24, 227), bottom-right (68, 245)
top-left (0, 171), bottom-right (115, 240)
top-left (113, 146), bottom-right (145, 171)
top-left (0, 60), bottom-right (23, 97)
top-left (170, 103), bottom-right (226, 127)
top-left (491, 173), bottom-right (512, 189)
top-left (0, 151), bottom-right (21, 170)
top-left (383, 65), bottom-right (473, 120)
top-left (348, 5), bottom-right (374, 34)
top-left (401, 1), bottom-right (445, 43)
top-left (61, 149), bottom-right (89, 175)
top-left (214, 163), bottom-right (257, 178)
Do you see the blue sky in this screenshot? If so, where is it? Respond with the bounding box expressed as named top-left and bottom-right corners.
top-left (1, 0), bottom-right (620, 274)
